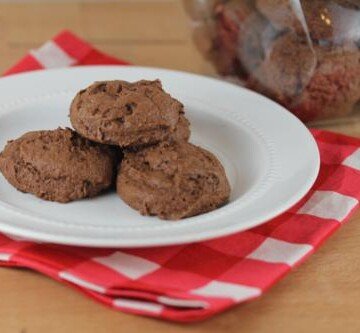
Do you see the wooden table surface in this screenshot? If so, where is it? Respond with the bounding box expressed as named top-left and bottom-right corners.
top-left (0, 1), bottom-right (359, 332)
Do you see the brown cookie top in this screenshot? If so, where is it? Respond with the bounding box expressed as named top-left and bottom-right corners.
top-left (117, 141), bottom-right (230, 220)
top-left (0, 128), bottom-right (117, 203)
top-left (70, 80), bottom-right (190, 148)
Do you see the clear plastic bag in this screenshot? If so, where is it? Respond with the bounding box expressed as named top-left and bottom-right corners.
top-left (183, 0), bottom-right (360, 123)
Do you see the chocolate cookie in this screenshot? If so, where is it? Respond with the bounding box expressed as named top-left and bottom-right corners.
top-left (212, 0), bottom-right (257, 76)
top-left (70, 80), bottom-right (190, 149)
top-left (293, 45), bottom-right (360, 121)
top-left (117, 141), bottom-right (230, 220)
top-left (237, 12), bottom-right (280, 75)
top-left (0, 128), bottom-right (117, 203)
top-left (301, 0), bottom-right (360, 45)
top-left (248, 32), bottom-right (360, 121)
top-left (248, 33), bottom-right (317, 104)
top-left (256, 0), bottom-right (360, 46)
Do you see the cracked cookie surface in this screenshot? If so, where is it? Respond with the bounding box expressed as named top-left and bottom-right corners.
top-left (70, 80), bottom-right (190, 149)
top-left (0, 128), bottom-right (117, 203)
top-left (117, 141), bottom-right (231, 220)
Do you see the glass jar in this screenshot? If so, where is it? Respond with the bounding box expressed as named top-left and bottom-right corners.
top-left (184, 0), bottom-right (360, 123)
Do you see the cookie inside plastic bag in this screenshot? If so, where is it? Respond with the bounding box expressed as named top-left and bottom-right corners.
top-left (184, 0), bottom-right (360, 122)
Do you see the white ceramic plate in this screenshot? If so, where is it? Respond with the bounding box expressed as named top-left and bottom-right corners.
top-left (0, 66), bottom-right (319, 247)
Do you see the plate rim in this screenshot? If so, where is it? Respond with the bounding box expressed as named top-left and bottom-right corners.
top-left (0, 65), bottom-right (320, 247)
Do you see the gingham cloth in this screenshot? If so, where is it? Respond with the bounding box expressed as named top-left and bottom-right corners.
top-left (1, 30), bottom-right (360, 322)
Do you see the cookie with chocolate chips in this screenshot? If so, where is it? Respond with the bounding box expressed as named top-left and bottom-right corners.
top-left (70, 80), bottom-right (190, 149)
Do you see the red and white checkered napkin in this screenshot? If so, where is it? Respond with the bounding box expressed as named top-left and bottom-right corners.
top-left (1, 31), bottom-right (360, 322)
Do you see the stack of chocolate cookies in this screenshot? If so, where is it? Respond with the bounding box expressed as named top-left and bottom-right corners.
top-left (0, 80), bottom-right (230, 220)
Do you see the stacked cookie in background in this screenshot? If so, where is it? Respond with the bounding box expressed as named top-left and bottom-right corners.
top-left (0, 80), bottom-right (230, 220)
top-left (191, 0), bottom-right (360, 122)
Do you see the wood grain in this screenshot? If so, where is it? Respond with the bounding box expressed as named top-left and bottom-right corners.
top-left (0, 2), bottom-right (359, 332)
top-left (0, 2), bottom-right (214, 74)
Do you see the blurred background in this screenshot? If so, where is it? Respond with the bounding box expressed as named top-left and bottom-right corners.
top-left (0, 0), bottom-right (215, 74)
top-left (1, 0), bottom-right (359, 132)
